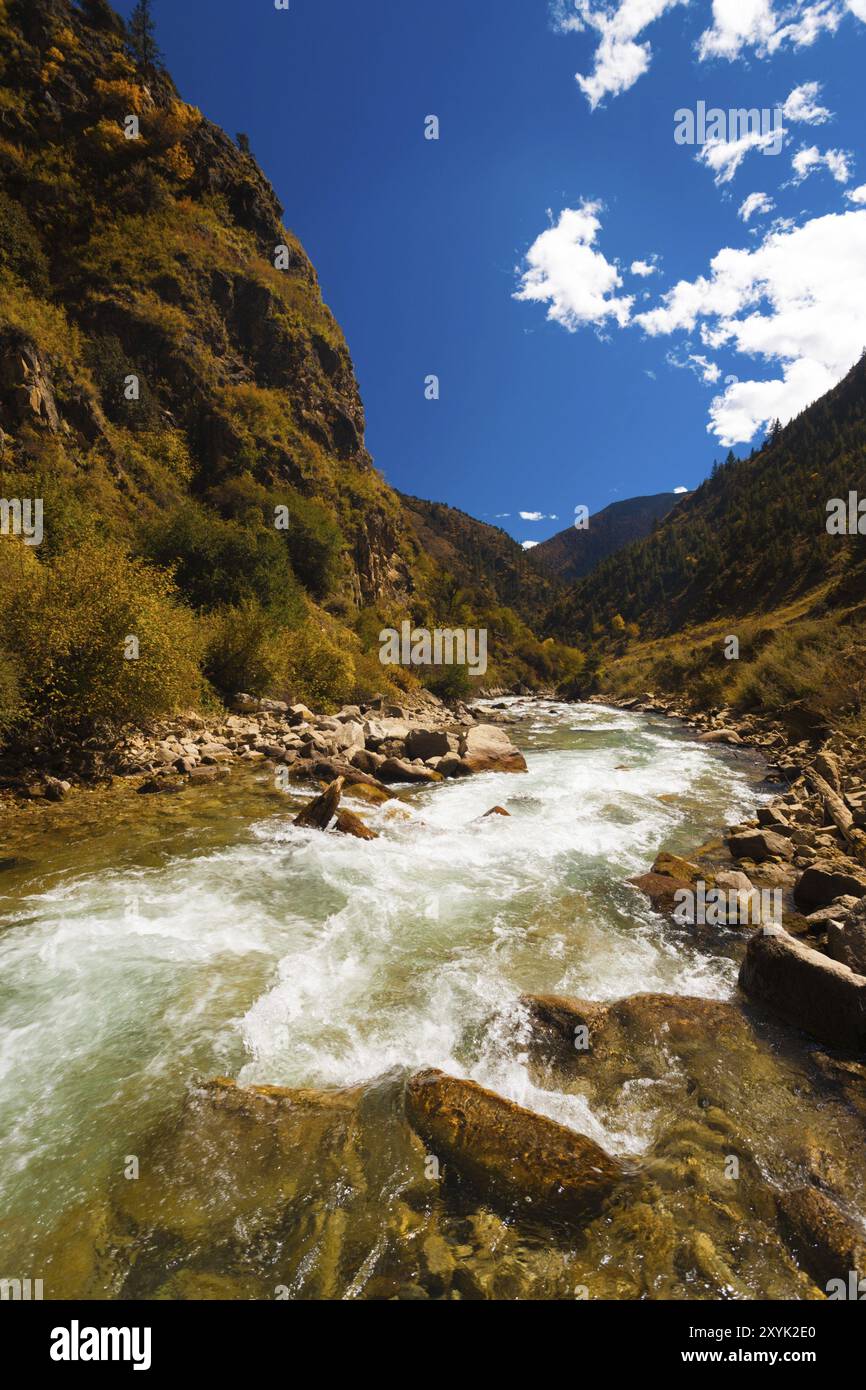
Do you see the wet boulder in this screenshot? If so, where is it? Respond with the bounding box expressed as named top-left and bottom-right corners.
top-left (404, 1068), bottom-right (624, 1223)
top-left (459, 725), bottom-right (527, 775)
top-left (334, 808), bottom-right (378, 841)
top-left (630, 871), bottom-right (694, 917)
top-left (294, 777), bottom-right (343, 830)
top-left (738, 930), bottom-right (866, 1051)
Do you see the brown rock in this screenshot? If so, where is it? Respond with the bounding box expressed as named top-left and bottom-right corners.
top-left (738, 929), bottom-right (866, 1051)
top-left (483, 806), bottom-right (510, 818)
top-left (777, 1186), bottom-right (866, 1292)
top-left (378, 758), bottom-right (442, 785)
top-left (794, 861), bottom-right (866, 910)
top-left (459, 725), bottom-right (528, 775)
top-left (727, 829), bottom-right (793, 863)
top-left (334, 808), bottom-right (378, 841)
top-left (629, 871), bottom-right (693, 917)
top-left (294, 777), bottom-right (343, 830)
top-left (404, 1068), bottom-right (624, 1222)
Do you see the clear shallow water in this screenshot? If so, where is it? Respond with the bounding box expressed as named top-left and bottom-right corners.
top-left (3, 699), bottom-right (859, 1300)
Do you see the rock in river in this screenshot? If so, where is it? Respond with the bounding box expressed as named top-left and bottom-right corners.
top-left (294, 777), bottom-right (343, 830)
top-left (404, 1068), bottom-right (624, 1223)
top-left (738, 929), bottom-right (866, 1051)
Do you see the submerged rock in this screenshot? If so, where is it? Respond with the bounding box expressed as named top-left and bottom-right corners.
top-left (776, 1186), bottom-right (866, 1292)
top-left (739, 930), bottom-right (866, 1051)
top-left (404, 1067), bottom-right (624, 1223)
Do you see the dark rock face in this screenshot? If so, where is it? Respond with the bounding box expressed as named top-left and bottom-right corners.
top-left (404, 1068), bottom-right (624, 1223)
top-left (739, 930), bottom-right (866, 1051)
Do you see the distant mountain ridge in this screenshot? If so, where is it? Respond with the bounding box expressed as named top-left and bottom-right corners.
top-left (529, 492), bottom-right (689, 584)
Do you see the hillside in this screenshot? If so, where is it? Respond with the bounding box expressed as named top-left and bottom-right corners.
top-left (544, 355), bottom-right (866, 734)
top-left (529, 492), bottom-right (688, 584)
top-left (0, 0), bottom-right (581, 752)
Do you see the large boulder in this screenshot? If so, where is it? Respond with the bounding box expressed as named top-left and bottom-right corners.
top-left (363, 718), bottom-right (412, 749)
top-left (378, 758), bottom-right (442, 785)
top-left (331, 720), bottom-right (365, 755)
top-left (794, 861), bottom-right (866, 910)
top-left (727, 829), bottom-right (793, 863)
top-left (738, 930), bottom-right (866, 1050)
top-left (459, 725), bottom-right (527, 774)
top-left (405, 728), bottom-right (454, 761)
top-left (404, 1068), bottom-right (624, 1222)
top-left (629, 871), bottom-right (694, 917)
top-left (826, 899), bottom-right (866, 975)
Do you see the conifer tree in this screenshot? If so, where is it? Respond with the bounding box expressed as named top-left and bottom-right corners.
top-left (128, 0), bottom-right (163, 73)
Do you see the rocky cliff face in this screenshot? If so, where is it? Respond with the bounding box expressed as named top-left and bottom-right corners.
top-left (0, 0), bottom-right (412, 604)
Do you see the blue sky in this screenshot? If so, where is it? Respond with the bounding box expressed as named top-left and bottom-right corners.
top-left (114, 0), bottom-right (866, 546)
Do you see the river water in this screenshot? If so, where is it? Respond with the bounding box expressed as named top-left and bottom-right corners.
top-left (1, 700), bottom-right (862, 1299)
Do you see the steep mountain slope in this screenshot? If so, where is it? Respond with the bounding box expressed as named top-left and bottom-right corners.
top-left (544, 355), bottom-right (866, 733)
top-left (546, 355), bottom-right (866, 642)
top-left (399, 493), bottom-right (560, 625)
top-left (0, 0), bottom-right (581, 737)
top-left (529, 492), bottom-right (689, 584)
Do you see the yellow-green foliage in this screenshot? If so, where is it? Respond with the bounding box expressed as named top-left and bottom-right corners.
top-left (281, 621), bottom-right (356, 711)
top-left (0, 540), bottom-right (203, 740)
top-left (0, 270), bottom-right (86, 378)
top-left (203, 599), bottom-right (292, 698)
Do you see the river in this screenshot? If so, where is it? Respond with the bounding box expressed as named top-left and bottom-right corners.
top-left (1, 699), bottom-right (862, 1299)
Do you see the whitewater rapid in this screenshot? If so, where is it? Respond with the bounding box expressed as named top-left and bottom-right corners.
top-left (0, 699), bottom-right (766, 1253)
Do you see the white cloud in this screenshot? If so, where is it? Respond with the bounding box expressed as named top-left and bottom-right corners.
top-left (791, 144), bottom-right (853, 183)
top-left (699, 127), bottom-right (785, 184)
top-left (513, 202), bottom-right (633, 330)
top-left (846, 183), bottom-right (866, 204)
top-left (698, 0), bottom-right (844, 61)
top-left (667, 350), bottom-right (722, 383)
top-left (520, 510), bottom-right (545, 520)
top-left (635, 209), bottom-right (866, 444)
top-left (782, 80), bottom-right (831, 124)
top-left (553, 3), bottom-right (866, 104)
top-left (739, 191), bottom-right (775, 221)
top-left (631, 258), bottom-right (659, 276)
top-left (553, 0), bottom-right (688, 109)
top-left (673, 485), bottom-right (689, 493)
top-left (521, 540), bottom-right (540, 550)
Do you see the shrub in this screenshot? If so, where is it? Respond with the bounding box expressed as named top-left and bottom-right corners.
top-left (0, 193), bottom-right (49, 293)
top-left (202, 599), bottom-right (289, 698)
top-left (281, 623), bottom-right (355, 710)
top-left (2, 540), bottom-right (203, 743)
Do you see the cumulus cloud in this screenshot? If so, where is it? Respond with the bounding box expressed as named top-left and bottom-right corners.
top-left (513, 202), bottom-right (633, 330)
top-left (673, 486), bottom-right (690, 493)
top-left (782, 80), bottom-right (832, 124)
top-left (631, 258), bottom-right (659, 276)
top-left (739, 191), bottom-right (775, 221)
top-left (552, 0), bottom-right (688, 108)
top-left (553, 2), bottom-right (865, 104)
top-left (521, 540), bottom-right (540, 550)
top-left (698, 0), bottom-right (844, 61)
top-left (846, 183), bottom-right (866, 204)
top-left (635, 209), bottom-right (866, 444)
top-left (520, 510), bottom-right (545, 520)
top-left (791, 144), bottom-right (853, 182)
